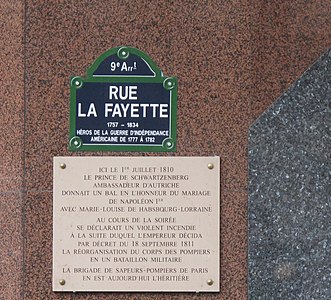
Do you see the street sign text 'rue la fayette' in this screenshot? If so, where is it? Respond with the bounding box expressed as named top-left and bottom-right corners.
top-left (69, 46), bottom-right (177, 152)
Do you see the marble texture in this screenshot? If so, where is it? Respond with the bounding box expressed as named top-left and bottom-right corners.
top-left (0, 1), bottom-right (24, 300)
top-left (1, 0), bottom-right (331, 299)
top-left (0, 1), bottom-right (24, 193)
top-left (249, 48), bottom-right (331, 299)
top-left (23, 2), bottom-right (252, 298)
top-left (24, 191), bottom-right (71, 300)
top-left (0, 193), bottom-right (23, 300)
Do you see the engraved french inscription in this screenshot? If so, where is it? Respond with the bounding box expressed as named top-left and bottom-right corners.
top-left (53, 156), bottom-right (220, 292)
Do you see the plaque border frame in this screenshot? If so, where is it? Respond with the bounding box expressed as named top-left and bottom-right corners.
top-left (53, 156), bottom-right (220, 292)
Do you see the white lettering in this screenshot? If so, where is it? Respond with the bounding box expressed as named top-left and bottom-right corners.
top-left (120, 103), bottom-right (130, 117)
top-left (78, 103), bottom-right (97, 117)
top-left (131, 104), bottom-right (139, 117)
top-left (87, 103), bottom-right (97, 117)
top-left (78, 103), bottom-right (86, 117)
top-left (109, 85), bottom-right (138, 100)
top-left (159, 104), bottom-right (168, 118)
top-left (104, 103), bottom-right (169, 118)
top-left (105, 103), bottom-right (113, 117)
top-left (109, 86), bottom-right (118, 100)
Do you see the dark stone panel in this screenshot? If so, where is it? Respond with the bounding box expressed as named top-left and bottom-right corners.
top-left (249, 48), bottom-right (331, 299)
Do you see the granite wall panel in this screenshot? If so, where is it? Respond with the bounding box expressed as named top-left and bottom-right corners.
top-left (1, 0), bottom-right (330, 299)
top-left (24, 0), bottom-right (175, 191)
top-left (0, 1), bottom-right (24, 300)
top-left (171, 0), bottom-right (252, 192)
top-left (249, 0), bottom-right (331, 120)
top-left (0, 193), bottom-right (23, 300)
top-left (0, 0), bottom-right (24, 193)
top-left (24, 191), bottom-right (70, 300)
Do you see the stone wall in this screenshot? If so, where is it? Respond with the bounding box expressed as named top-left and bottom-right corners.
top-left (1, 1), bottom-right (330, 299)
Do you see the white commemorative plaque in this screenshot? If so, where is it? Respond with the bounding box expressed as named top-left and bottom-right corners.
top-left (53, 156), bottom-right (220, 292)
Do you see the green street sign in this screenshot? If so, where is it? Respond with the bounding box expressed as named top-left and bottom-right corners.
top-left (69, 46), bottom-right (177, 152)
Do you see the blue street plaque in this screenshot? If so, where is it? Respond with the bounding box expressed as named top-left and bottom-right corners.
top-left (69, 46), bottom-right (177, 152)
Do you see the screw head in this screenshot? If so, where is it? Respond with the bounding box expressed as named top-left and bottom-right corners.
top-left (117, 47), bottom-right (129, 59)
top-left (59, 279), bottom-right (66, 285)
top-left (71, 77), bottom-right (83, 88)
top-left (69, 136), bottom-right (83, 149)
top-left (163, 77), bottom-right (176, 90)
top-left (207, 163), bottom-right (214, 170)
top-left (60, 163), bottom-right (66, 169)
top-left (207, 279), bottom-right (214, 286)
